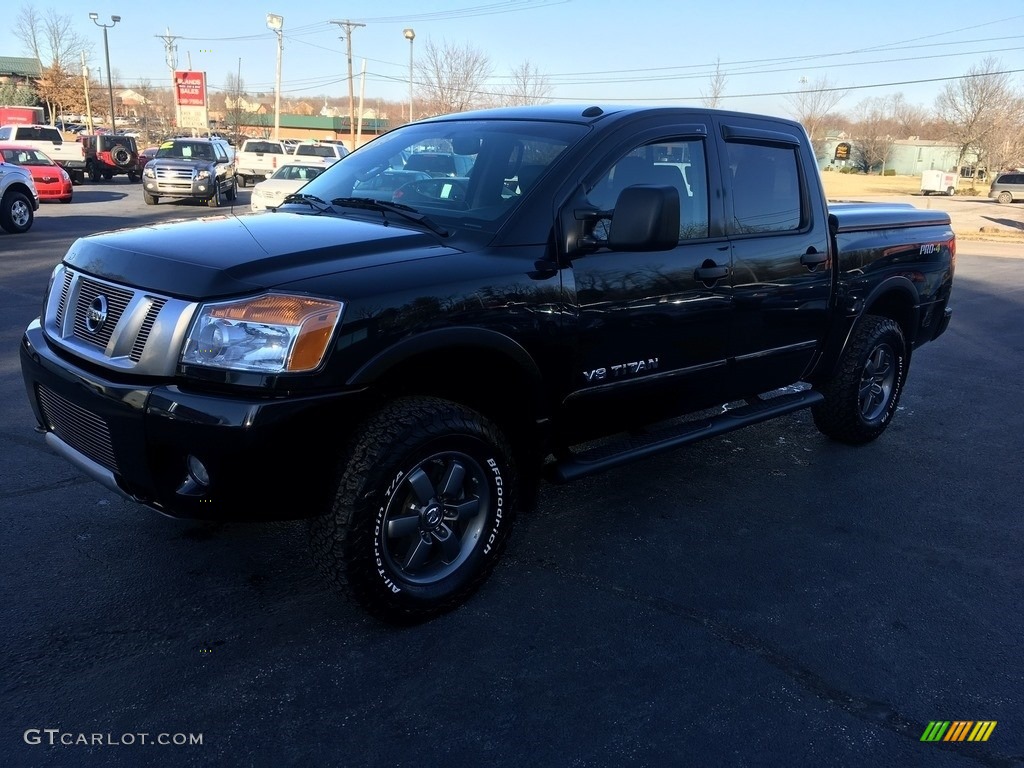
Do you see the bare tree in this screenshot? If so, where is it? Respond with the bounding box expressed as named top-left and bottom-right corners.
top-left (937, 57), bottom-right (1019, 173)
top-left (223, 72), bottom-right (248, 136)
top-left (850, 96), bottom-right (900, 173)
top-left (14, 5), bottom-right (93, 123)
top-left (886, 93), bottom-right (930, 138)
top-left (700, 58), bottom-right (727, 108)
top-left (494, 61), bottom-right (552, 107)
top-left (785, 76), bottom-right (850, 157)
top-left (935, 57), bottom-right (1023, 173)
top-left (416, 39), bottom-right (493, 116)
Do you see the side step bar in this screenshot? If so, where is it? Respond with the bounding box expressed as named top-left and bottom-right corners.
top-left (546, 389), bottom-right (824, 484)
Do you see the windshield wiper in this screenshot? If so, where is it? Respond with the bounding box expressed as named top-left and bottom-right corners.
top-left (280, 192), bottom-right (332, 213)
top-left (330, 197), bottom-right (450, 237)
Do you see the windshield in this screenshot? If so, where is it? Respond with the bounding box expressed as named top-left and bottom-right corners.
top-left (0, 148), bottom-right (54, 166)
top-left (285, 119), bottom-right (587, 232)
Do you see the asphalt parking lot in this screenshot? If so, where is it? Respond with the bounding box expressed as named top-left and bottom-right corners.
top-left (1, 182), bottom-right (1023, 767)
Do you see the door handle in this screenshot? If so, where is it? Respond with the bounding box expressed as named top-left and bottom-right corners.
top-left (694, 265), bottom-right (729, 281)
top-left (800, 250), bottom-right (828, 268)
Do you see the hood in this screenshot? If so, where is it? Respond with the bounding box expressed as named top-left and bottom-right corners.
top-left (64, 211), bottom-right (456, 300)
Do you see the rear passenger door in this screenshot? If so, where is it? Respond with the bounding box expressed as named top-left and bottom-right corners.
top-left (717, 117), bottom-right (832, 390)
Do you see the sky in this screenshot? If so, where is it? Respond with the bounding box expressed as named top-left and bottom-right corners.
top-left (3, 0), bottom-right (1023, 119)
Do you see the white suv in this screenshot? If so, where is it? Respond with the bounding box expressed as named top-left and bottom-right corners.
top-left (291, 141), bottom-right (349, 167)
top-left (0, 160), bottom-right (39, 233)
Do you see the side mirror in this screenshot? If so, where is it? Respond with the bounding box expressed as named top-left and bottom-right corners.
top-left (608, 185), bottom-right (680, 251)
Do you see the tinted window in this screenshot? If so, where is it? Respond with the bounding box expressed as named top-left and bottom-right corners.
top-left (725, 141), bottom-right (802, 234)
top-left (245, 142), bottom-right (284, 154)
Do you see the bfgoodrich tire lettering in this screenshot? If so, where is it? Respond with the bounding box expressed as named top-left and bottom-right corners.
top-left (310, 396), bottom-right (517, 623)
top-left (812, 315), bottom-right (907, 445)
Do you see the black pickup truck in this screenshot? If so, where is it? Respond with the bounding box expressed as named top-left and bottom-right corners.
top-left (20, 105), bottom-right (955, 622)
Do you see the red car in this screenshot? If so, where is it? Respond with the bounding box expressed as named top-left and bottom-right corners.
top-left (138, 146), bottom-right (159, 171)
top-left (0, 144), bottom-right (73, 203)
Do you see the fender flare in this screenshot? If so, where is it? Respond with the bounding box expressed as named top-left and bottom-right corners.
top-left (810, 275), bottom-right (920, 382)
top-left (346, 326), bottom-right (549, 418)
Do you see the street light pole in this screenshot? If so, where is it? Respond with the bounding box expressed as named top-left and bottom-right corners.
top-left (266, 14), bottom-right (284, 141)
top-left (89, 13), bottom-right (120, 132)
top-left (403, 28), bottom-right (415, 123)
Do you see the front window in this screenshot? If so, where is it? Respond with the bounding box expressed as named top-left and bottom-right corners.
top-left (286, 119), bottom-right (587, 232)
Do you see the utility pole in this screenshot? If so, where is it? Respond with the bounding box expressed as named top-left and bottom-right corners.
top-left (156, 29), bottom-right (182, 130)
top-left (329, 19), bottom-right (365, 152)
top-left (82, 51), bottom-right (94, 134)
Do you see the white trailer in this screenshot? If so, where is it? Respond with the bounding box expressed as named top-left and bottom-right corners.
top-left (920, 170), bottom-right (958, 196)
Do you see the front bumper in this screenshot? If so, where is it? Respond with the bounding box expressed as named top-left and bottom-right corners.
top-left (20, 320), bottom-right (366, 521)
top-left (143, 177), bottom-right (216, 200)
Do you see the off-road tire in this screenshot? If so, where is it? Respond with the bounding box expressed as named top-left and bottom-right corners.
top-left (812, 315), bottom-right (907, 445)
top-left (310, 396), bottom-right (517, 624)
top-left (0, 189), bottom-right (34, 234)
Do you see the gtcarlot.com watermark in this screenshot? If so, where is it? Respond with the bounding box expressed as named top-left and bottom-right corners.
top-left (24, 729), bottom-right (203, 747)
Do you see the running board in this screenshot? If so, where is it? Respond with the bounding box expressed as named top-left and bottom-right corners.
top-left (546, 389), bottom-right (824, 484)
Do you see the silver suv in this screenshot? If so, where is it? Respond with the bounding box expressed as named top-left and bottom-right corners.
top-left (142, 138), bottom-right (237, 207)
top-left (989, 172), bottom-right (1024, 204)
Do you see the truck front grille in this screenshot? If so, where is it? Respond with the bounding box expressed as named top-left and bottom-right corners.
top-left (43, 266), bottom-right (197, 377)
top-left (36, 385), bottom-right (118, 473)
top-left (130, 298), bottom-right (167, 362)
top-left (73, 278), bottom-right (133, 350)
top-left (154, 167), bottom-right (194, 181)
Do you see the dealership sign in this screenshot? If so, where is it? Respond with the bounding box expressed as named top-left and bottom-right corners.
top-left (174, 70), bottom-right (209, 131)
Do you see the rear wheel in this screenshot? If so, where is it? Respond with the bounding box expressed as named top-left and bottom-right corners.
top-left (310, 396), bottom-right (517, 624)
top-left (946, 186), bottom-right (955, 196)
top-left (812, 315), bottom-right (907, 445)
top-left (225, 178), bottom-right (237, 201)
top-left (237, 174), bottom-right (248, 188)
top-left (88, 164), bottom-right (100, 182)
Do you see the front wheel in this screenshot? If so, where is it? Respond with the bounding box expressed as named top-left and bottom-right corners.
top-left (997, 191), bottom-right (1012, 205)
top-left (812, 315), bottom-right (907, 445)
top-left (207, 185), bottom-right (221, 208)
top-left (310, 397), bottom-right (517, 624)
top-left (0, 190), bottom-right (34, 233)
top-left (143, 190), bottom-right (158, 205)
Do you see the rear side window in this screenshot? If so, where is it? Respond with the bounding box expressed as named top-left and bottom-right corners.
top-left (725, 141), bottom-right (802, 235)
top-left (996, 174), bottom-right (1023, 185)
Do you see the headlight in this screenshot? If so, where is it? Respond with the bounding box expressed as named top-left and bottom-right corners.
top-left (181, 294), bottom-right (343, 373)
top-left (143, 166), bottom-right (156, 178)
top-left (196, 169), bottom-right (211, 180)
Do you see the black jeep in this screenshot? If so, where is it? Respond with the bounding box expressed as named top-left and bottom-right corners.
top-left (81, 134), bottom-right (140, 182)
